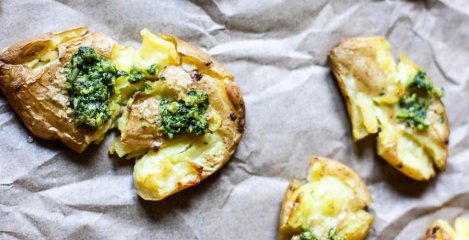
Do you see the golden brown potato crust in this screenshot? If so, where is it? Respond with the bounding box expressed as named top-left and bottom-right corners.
top-left (0, 27), bottom-right (116, 153)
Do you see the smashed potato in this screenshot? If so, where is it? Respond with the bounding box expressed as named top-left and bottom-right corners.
top-left (109, 30), bottom-right (245, 200)
top-left (0, 27), bottom-right (244, 201)
top-left (0, 27), bottom-right (118, 153)
top-left (423, 217), bottom-right (469, 240)
top-left (279, 157), bottom-right (373, 240)
top-left (329, 37), bottom-right (449, 181)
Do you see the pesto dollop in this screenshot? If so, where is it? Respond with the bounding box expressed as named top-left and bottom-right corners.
top-left (65, 46), bottom-right (123, 128)
top-left (396, 71), bottom-right (444, 130)
top-left (159, 89), bottom-right (209, 139)
top-left (300, 228), bottom-right (340, 240)
top-left (397, 93), bottom-right (428, 130)
top-left (127, 64), bottom-right (158, 83)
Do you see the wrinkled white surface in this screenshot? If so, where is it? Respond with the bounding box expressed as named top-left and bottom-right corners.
top-left (1, 0), bottom-right (469, 239)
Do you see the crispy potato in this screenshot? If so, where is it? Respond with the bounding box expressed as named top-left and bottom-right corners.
top-left (108, 29), bottom-right (245, 200)
top-left (423, 217), bottom-right (469, 240)
top-left (329, 37), bottom-right (449, 181)
top-left (279, 157), bottom-right (373, 240)
top-left (0, 27), bottom-right (118, 153)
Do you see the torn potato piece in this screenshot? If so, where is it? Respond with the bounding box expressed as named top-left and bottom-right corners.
top-left (329, 37), bottom-right (449, 181)
top-left (279, 157), bottom-right (373, 240)
top-left (0, 27), bottom-right (119, 153)
top-left (423, 217), bottom-right (469, 240)
top-left (109, 30), bottom-right (245, 201)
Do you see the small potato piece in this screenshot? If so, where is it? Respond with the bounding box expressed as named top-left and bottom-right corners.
top-left (279, 157), bottom-right (373, 240)
top-left (423, 217), bottom-right (469, 240)
top-left (0, 27), bottom-right (117, 153)
top-left (329, 37), bottom-right (449, 181)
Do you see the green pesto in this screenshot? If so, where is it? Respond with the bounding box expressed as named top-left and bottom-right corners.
top-left (397, 71), bottom-right (444, 130)
top-left (300, 228), bottom-right (340, 240)
top-left (127, 64), bottom-right (158, 83)
top-left (300, 231), bottom-right (320, 240)
top-left (127, 66), bottom-right (145, 83)
top-left (410, 71), bottom-right (433, 92)
top-left (146, 64), bottom-right (158, 75)
top-left (327, 228), bottom-right (340, 240)
top-left (144, 81), bottom-right (153, 90)
top-left (397, 93), bottom-right (429, 130)
top-left (65, 46), bottom-right (123, 129)
top-left (159, 89), bottom-right (209, 139)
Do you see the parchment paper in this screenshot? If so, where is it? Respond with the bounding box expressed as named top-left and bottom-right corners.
top-left (1, 0), bottom-right (469, 239)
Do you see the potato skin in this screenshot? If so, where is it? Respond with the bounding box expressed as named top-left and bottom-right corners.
top-left (329, 37), bottom-right (449, 181)
top-left (165, 33), bottom-right (245, 138)
top-left (167, 35), bottom-right (246, 168)
top-left (278, 157), bottom-right (373, 240)
top-left (0, 27), bottom-right (116, 153)
top-left (161, 33), bottom-right (234, 80)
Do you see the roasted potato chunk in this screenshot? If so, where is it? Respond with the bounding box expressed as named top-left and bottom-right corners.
top-left (279, 157), bottom-right (373, 240)
top-left (0, 27), bottom-right (118, 153)
top-left (108, 30), bottom-right (245, 200)
top-left (329, 37), bottom-right (449, 181)
top-left (423, 217), bottom-right (469, 240)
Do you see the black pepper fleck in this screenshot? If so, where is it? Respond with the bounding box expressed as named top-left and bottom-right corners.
top-left (152, 142), bottom-right (161, 151)
top-left (190, 70), bottom-right (203, 81)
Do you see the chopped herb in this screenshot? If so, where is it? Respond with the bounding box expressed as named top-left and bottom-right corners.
top-left (146, 64), bottom-right (157, 75)
top-left (159, 89), bottom-right (209, 139)
top-left (397, 71), bottom-right (444, 130)
top-left (65, 46), bottom-right (122, 128)
top-left (434, 87), bottom-right (445, 98)
top-left (144, 81), bottom-right (153, 90)
top-left (128, 66), bottom-right (145, 83)
top-left (300, 230), bottom-right (320, 240)
top-left (397, 93), bottom-right (429, 130)
top-left (159, 75), bottom-right (166, 81)
top-left (299, 228), bottom-right (341, 240)
top-left (327, 228), bottom-right (340, 240)
top-left (410, 71), bottom-right (433, 92)
top-left (409, 71), bottom-right (445, 97)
